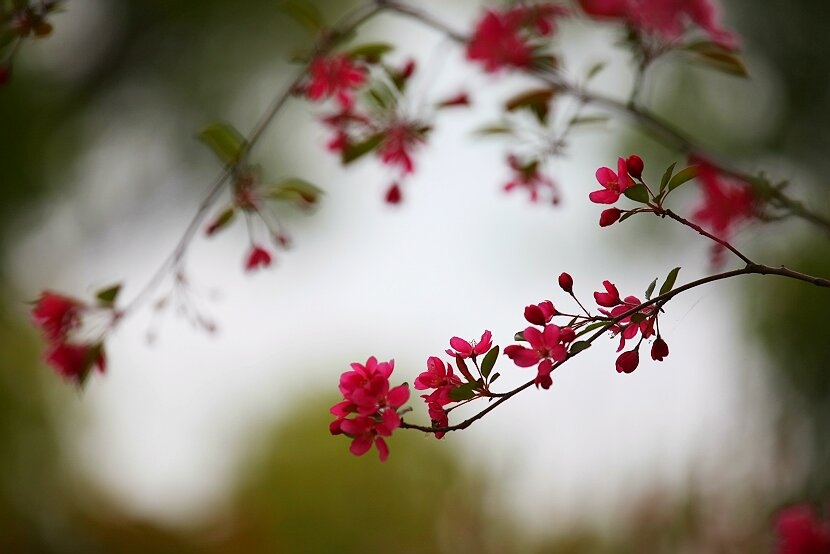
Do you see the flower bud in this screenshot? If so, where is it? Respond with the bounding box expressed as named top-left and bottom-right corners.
top-left (626, 155), bottom-right (644, 179)
top-left (558, 272), bottom-right (574, 294)
top-left (385, 183), bottom-right (402, 204)
top-left (615, 349), bottom-right (639, 373)
top-left (651, 337), bottom-right (669, 361)
top-left (599, 207), bottom-right (621, 227)
top-left (560, 326), bottom-right (576, 343)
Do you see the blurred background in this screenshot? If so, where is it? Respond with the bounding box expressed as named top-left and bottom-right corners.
top-left (1, 0), bottom-right (829, 552)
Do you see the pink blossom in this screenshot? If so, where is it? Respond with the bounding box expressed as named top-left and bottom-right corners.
top-left (415, 356), bottom-right (462, 391)
top-left (774, 504), bottom-right (830, 554)
top-left (593, 280), bottom-right (621, 307)
top-left (45, 342), bottom-right (105, 383)
top-left (504, 155), bottom-right (559, 204)
top-left (466, 10), bottom-right (533, 72)
top-left (245, 245), bottom-right (272, 271)
top-left (524, 301), bottom-right (556, 325)
top-left (31, 291), bottom-right (82, 341)
top-left (589, 157), bottom-right (634, 204)
top-left (692, 160), bottom-right (755, 265)
top-left (378, 122), bottom-right (427, 174)
top-left (445, 330), bottom-right (493, 359)
top-left (505, 324), bottom-right (570, 388)
top-left (306, 54), bottom-right (367, 108)
top-left (651, 337), bottom-right (669, 361)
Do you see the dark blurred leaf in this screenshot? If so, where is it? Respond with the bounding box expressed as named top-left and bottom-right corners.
top-left (341, 133), bottom-right (383, 164)
top-left (505, 88), bottom-right (555, 125)
top-left (197, 122), bottom-right (247, 165)
top-left (95, 284), bottom-right (122, 306)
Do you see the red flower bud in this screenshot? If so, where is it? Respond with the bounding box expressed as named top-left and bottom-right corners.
top-left (558, 272), bottom-right (574, 294)
top-left (626, 155), bottom-right (644, 179)
top-left (651, 337), bottom-right (669, 361)
top-left (385, 183), bottom-right (402, 204)
top-left (599, 207), bottom-right (621, 227)
top-left (615, 350), bottom-right (639, 373)
top-left (560, 327), bottom-right (576, 343)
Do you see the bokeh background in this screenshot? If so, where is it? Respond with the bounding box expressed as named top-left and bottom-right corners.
top-left (2, 0), bottom-right (829, 552)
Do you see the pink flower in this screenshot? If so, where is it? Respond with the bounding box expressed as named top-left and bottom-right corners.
top-left (415, 356), bottom-right (462, 391)
top-left (578, 0), bottom-right (628, 19)
top-left (31, 291), bottom-right (82, 341)
top-left (615, 349), bottom-right (639, 373)
top-left (524, 301), bottom-right (556, 325)
top-left (629, 0), bottom-right (737, 50)
top-left (774, 504), bottom-right (830, 554)
top-left (306, 54), bottom-right (367, 108)
top-left (589, 157), bottom-right (634, 204)
top-left (651, 337), bottom-right (669, 361)
top-left (466, 10), bottom-right (533, 72)
top-left (504, 155), bottom-right (559, 204)
top-left (505, 324), bottom-right (570, 388)
top-left (331, 356), bottom-right (410, 461)
top-left (377, 122), bottom-right (427, 175)
top-left (593, 280), bottom-right (621, 307)
top-left (45, 342), bottom-right (106, 383)
top-left (445, 330), bottom-right (493, 359)
top-left (692, 160), bottom-right (755, 265)
top-left (245, 245), bottom-right (272, 271)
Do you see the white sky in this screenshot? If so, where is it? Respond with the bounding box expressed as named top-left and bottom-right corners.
top-left (8, 0), bottom-right (797, 536)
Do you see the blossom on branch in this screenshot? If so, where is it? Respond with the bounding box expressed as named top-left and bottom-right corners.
top-left (305, 54), bottom-right (367, 108)
top-left (330, 357), bottom-right (410, 461)
top-left (774, 504), bottom-right (830, 554)
top-left (589, 157), bottom-right (634, 204)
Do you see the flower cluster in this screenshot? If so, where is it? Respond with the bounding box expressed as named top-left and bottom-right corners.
top-left (578, 0), bottom-right (737, 50)
top-left (467, 4), bottom-right (568, 72)
top-left (307, 52), bottom-right (442, 203)
top-left (588, 155), bottom-right (639, 226)
top-left (330, 357), bottom-right (410, 461)
top-left (415, 331), bottom-right (494, 438)
top-left (504, 154), bottom-right (560, 205)
top-left (505, 303), bottom-right (574, 389)
top-left (31, 292), bottom-right (107, 385)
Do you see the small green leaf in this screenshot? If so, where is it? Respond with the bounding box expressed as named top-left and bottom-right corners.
top-left (645, 278), bottom-right (657, 300)
top-left (569, 341), bottom-right (591, 354)
top-left (96, 284), bottom-right (122, 306)
top-left (585, 61), bottom-right (606, 81)
top-left (449, 381), bottom-right (479, 402)
top-left (279, 0), bottom-right (325, 33)
top-left (505, 88), bottom-right (555, 125)
top-left (659, 266), bottom-right (681, 296)
top-left (659, 162), bottom-right (677, 193)
top-left (265, 179), bottom-right (323, 206)
top-left (576, 321), bottom-right (610, 338)
top-left (480, 345), bottom-right (499, 379)
top-left (347, 42), bottom-right (394, 63)
top-left (619, 211), bottom-right (637, 223)
top-left (489, 372), bottom-right (501, 385)
top-left (514, 331), bottom-right (526, 342)
top-left (630, 312), bottom-right (647, 324)
top-left (197, 122), bottom-right (247, 165)
top-left (474, 124), bottom-right (514, 136)
top-left (686, 41), bottom-right (749, 77)
top-left (623, 183), bottom-right (650, 203)
top-left (341, 133), bottom-right (383, 164)
top-left (568, 115), bottom-right (610, 127)
top-left (206, 207), bottom-right (236, 235)
top-left (667, 165), bottom-right (699, 192)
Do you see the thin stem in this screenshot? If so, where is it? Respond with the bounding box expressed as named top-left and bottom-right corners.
top-left (120, 2), bottom-right (385, 317)
top-left (659, 208), bottom-right (755, 265)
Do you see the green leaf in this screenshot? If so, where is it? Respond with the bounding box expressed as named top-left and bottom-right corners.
top-left (576, 320), bottom-right (610, 337)
top-left (686, 41), bottom-right (749, 77)
top-left (630, 312), bottom-right (647, 324)
top-left (480, 345), bottom-right (499, 379)
top-left (659, 162), bottom-right (677, 193)
top-left (341, 133), bottom-right (383, 165)
top-left (347, 42), bottom-right (394, 63)
top-left (659, 267), bottom-right (681, 296)
top-left (667, 165), bottom-right (699, 192)
top-left (569, 340), bottom-right (591, 355)
top-left (278, 0), bottom-right (325, 33)
top-left (489, 372), bottom-right (501, 385)
top-left (265, 178), bottom-right (323, 206)
top-left (514, 331), bottom-right (526, 342)
top-left (449, 381), bottom-right (479, 402)
top-left (568, 115), bottom-right (610, 127)
top-left (197, 122), bottom-right (247, 165)
top-left (474, 124), bottom-right (514, 136)
top-left (618, 211), bottom-right (637, 223)
top-left (645, 278), bottom-right (657, 300)
top-left (206, 207), bottom-right (236, 235)
top-left (585, 61), bottom-right (606, 81)
top-left (505, 88), bottom-right (555, 125)
top-left (95, 284), bottom-right (122, 306)
top-left (623, 183), bottom-right (650, 203)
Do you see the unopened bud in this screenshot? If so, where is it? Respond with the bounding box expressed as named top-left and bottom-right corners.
top-left (626, 155), bottom-right (644, 179)
top-left (558, 272), bottom-right (574, 294)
